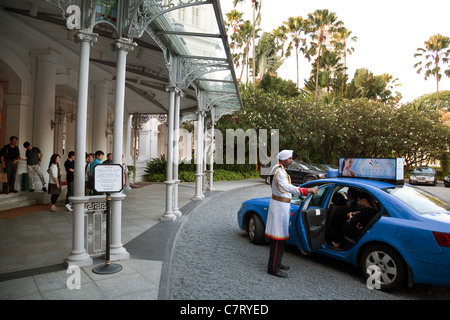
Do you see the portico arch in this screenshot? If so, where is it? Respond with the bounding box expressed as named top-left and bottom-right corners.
top-left (0, 44), bottom-right (31, 146)
top-left (0, 0), bottom-right (242, 269)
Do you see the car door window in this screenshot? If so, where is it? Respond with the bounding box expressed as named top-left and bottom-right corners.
top-left (303, 185), bottom-right (332, 209)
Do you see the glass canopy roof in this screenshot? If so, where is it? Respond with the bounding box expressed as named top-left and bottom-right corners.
top-left (142, 0), bottom-right (242, 112)
top-left (42, 0), bottom-right (242, 114)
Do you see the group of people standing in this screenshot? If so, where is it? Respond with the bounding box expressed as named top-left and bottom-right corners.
top-left (1, 136), bottom-right (128, 213)
top-left (0, 136), bottom-right (62, 211)
top-left (84, 151), bottom-right (129, 196)
top-left (1, 136), bottom-right (47, 195)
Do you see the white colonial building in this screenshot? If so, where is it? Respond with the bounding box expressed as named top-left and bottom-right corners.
top-left (0, 0), bottom-right (242, 268)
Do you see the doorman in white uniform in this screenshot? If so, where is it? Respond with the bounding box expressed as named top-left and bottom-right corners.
top-left (265, 150), bottom-right (318, 278)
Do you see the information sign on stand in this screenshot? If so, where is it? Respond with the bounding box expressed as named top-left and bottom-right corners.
top-left (92, 164), bottom-right (123, 275)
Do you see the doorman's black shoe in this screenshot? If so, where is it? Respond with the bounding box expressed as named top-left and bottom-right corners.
top-left (280, 264), bottom-right (290, 270)
top-left (269, 270), bottom-right (288, 278)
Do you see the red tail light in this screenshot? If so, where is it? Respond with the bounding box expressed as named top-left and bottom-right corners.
top-left (433, 232), bottom-right (450, 247)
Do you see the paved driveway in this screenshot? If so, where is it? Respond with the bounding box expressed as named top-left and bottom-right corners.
top-left (169, 183), bottom-right (450, 300)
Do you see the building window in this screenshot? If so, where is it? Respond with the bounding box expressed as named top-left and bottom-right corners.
top-left (178, 7), bottom-right (186, 22)
top-left (192, 7), bottom-right (199, 25)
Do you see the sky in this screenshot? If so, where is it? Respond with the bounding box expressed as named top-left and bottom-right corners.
top-left (219, 0), bottom-right (450, 103)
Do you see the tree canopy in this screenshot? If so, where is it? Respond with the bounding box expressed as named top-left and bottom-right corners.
top-left (222, 6), bottom-right (449, 171)
top-left (414, 34), bottom-right (450, 109)
top-left (216, 87), bottom-right (449, 169)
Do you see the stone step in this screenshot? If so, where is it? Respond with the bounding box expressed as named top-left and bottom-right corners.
top-left (0, 193), bottom-right (37, 211)
top-left (0, 188), bottom-right (67, 211)
top-left (1, 198), bottom-right (37, 211)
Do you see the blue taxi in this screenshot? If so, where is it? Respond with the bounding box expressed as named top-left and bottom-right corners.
top-left (237, 158), bottom-right (450, 291)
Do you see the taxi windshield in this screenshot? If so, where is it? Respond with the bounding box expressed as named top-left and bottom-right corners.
top-left (384, 186), bottom-right (450, 215)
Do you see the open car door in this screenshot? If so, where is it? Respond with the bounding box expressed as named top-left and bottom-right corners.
top-left (294, 185), bottom-right (333, 254)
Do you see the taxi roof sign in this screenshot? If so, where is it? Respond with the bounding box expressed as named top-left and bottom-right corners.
top-left (338, 158), bottom-right (404, 184)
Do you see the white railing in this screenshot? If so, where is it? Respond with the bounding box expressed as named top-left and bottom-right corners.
top-left (84, 196), bottom-right (107, 257)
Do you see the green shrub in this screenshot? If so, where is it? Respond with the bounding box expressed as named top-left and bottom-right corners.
top-left (149, 173), bottom-right (165, 182)
top-left (178, 171), bottom-right (196, 182)
top-left (144, 155), bottom-right (167, 176)
top-left (145, 155), bottom-right (260, 182)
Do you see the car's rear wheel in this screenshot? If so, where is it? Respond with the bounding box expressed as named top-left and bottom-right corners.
top-left (248, 213), bottom-right (265, 245)
top-left (359, 245), bottom-right (406, 291)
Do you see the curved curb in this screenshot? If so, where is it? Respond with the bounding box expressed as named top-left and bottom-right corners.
top-left (159, 183), bottom-right (265, 299)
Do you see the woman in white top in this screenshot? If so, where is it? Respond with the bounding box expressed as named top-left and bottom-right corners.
top-left (47, 153), bottom-right (61, 212)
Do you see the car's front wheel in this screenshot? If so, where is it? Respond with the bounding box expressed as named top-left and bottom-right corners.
top-left (303, 176), bottom-right (316, 183)
top-left (359, 245), bottom-right (406, 291)
top-left (248, 213), bottom-right (265, 245)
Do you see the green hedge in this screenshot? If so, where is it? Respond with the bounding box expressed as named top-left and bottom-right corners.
top-left (145, 155), bottom-right (260, 182)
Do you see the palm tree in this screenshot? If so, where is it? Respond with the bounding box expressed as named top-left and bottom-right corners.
top-left (271, 25), bottom-right (288, 58)
top-left (331, 27), bottom-right (357, 98)
top-left (414, 34), bottom-right (450, 109)
top-left (235, 20), bottom-right (254, 83)
top-left (307, 9), bottom-right (343, 99)
top-left (225, 9), bottom-right (243, 35)
top-left (331, 27), bottom-right (357, 73)
top-left (225, 9), bottom-right (244, 59)
top-left (304, 49), bottom-right (345, 102)
top-left (283, 16), bottom-right (311, 88)
top-left (233, 0), bottom-right (262, 84)
top-left (254, 32), bottom-right (283, 83)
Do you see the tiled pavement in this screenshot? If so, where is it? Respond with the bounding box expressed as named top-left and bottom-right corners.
top-left (0, 179), bottom-right (265, 300)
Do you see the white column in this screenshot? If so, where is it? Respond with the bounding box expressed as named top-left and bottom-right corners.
top-left (172, 89), bottom-right (182, 217)
top-left (193, 110), bottom-right (205, 200)
top-left (65, 31), bottom-right (97, 268)
top-left (110, 38), bottom-right (135, 260)
top-left (65, 119), bottom-right (76, 156)
top-left (125, 114), bottom-right (132, 164)
top-left (208, 107), bottom-right (215, 191)
top-left (4, 94), bottom-right (30, 149)
top-left (149, 126), bottom-right (159, 159)
top-left (161, 86), bottom-right (176, 221)
top-left (137, 130), bottom-right (150, 161)
top-left (34, 54), bottom-right (57, 165)
top-left (92, 82), bottom-right (109, 153)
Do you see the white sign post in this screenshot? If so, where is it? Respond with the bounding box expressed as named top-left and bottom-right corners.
top-left (92, 164), bottom-right (123, 275)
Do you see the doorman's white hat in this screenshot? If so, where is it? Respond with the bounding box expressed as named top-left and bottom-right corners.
top-left (277, 150), bottom-right (293, 161)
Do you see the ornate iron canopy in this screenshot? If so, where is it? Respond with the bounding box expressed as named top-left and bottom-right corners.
top-left (43, 0), bottom-right (242, 118)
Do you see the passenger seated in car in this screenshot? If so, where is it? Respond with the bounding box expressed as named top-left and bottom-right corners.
top-left (326, 192), bottom-right (349, 245)
top-left (347, 187), bottom-right (361, 212)
top-left (332, 191), bottom-right (377, 248)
